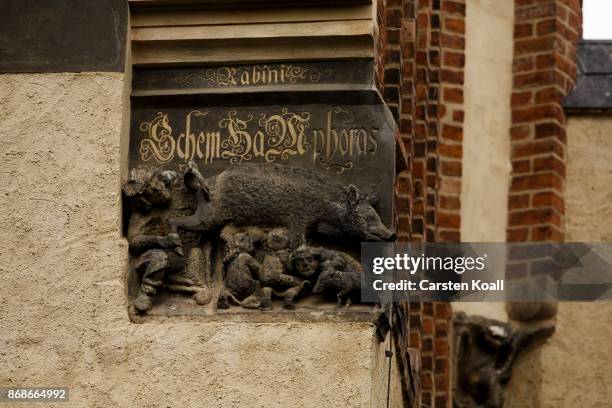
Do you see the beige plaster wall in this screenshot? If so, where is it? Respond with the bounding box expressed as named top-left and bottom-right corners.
top-left (538, 303), bottom-right (612, 407)
top-left (461, 0), bottom-right (513, 243)
top-left (0, 73), bottom-right (395, 407)
top-left (535, 116), bottom-right (612, 407)
top-left (507, 116), bottom-right (612, 407)
top-left (454, 0), bottom-right (515, 322)
top-left (565, 116), bottom-right (612, 242)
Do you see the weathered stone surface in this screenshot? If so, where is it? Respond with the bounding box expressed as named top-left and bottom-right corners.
top-left (126, 61), bottom-right (398, 316)
top-left (133, 60), bottom-right (374, 92)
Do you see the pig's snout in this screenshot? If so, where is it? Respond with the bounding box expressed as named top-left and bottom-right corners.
top-left (367, 225), bottom-right (396, 242)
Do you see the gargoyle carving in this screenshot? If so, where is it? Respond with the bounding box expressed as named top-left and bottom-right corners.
top-left (453, 312), bottom-right (555, 408)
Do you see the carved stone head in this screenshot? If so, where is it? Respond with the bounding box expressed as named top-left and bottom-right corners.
top-left (291, 246), bottom-right (321, 279)
top-left (222, 231), bottom-right (256, 263)
top-left (335, 186), bottom-right (395, 242)
top-left (123, 167), bottom-right (174, 213)
top-left (265, 228), bottom-right (291, 251)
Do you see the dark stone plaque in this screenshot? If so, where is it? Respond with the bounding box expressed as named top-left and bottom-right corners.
top-left (565, 41), bottom-right (612, 111)
top-left (125, 61), bottom-right (397, 318)
top-left (133, 60), bottom-right (373, 94)
top-left (0, 0), bottom-right (127, 73)
top-left (130, 100), bottom-right (396, 225)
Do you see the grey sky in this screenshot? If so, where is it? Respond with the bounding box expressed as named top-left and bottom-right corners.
top-left (583, 0), bottom-right (612, 39)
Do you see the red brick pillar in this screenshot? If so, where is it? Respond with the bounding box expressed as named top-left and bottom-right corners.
top-left (384, 0), bottom-right (466, 406)
top-left (437, 0), bottom-right (466, 244)
top-left (378, 0), bottom-right (467, 405)
top-left (508, 0), bottom-right (581, 243)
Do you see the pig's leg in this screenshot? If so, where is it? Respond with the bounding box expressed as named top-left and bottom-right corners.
top-left (336, 292), bottom-right (344, 307)
top-left (337, 286), bottom-right (352, 307)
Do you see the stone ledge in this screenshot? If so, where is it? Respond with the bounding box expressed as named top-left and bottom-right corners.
top-left (129, 0), bottom-right (372, 11)
top-left (133, 302), bottom-right (388, 327)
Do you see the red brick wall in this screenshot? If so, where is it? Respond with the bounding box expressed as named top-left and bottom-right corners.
top-left (377, 1), bottom-right (467, 406)
top-left (437, 1), bottom-right (466, 245)
top-left (392, 0), bottom-right (466, 245)
top-left (379, 0), bottom-right (581, 405)
top-left (508, 0), bottom-right (582, 243)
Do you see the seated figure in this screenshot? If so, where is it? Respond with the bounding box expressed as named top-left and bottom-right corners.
top-left (124, 167), bottom-right (209, 314)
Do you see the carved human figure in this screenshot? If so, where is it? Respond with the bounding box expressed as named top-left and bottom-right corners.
top-left (123, 167), bottom-right (209, 314)
top-left (258, 228), bottom-right (308, 309)
top-left (292, 246), bottom-right (363, 306)
top-left (218, 228), bottom-right (263, 309)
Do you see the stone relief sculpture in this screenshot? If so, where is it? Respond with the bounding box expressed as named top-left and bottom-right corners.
top-left (167, 162), bottom-right (395, 243)
top-left (123, 168), bottom-right (211, 314)
top-left (258, 228), bottom-right (307, 308)
top-left (217, 226), bottom-right (309, 310)
top-left (295, 246), bottom-right (364, 307)
top-left (123, 161), bottom-right (394, 315)
top-left (217, 227), bottom-right (264, 309)
top-left (452, 312), bottom-right (555, 408)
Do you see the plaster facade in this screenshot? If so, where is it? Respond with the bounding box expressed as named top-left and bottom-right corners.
top-left (535, 116), bottom-right (612, 407)
top-left (505, 115), bottom-right (612, 407)
top-left (0, 73), bottom-right (396, 407)
top-left (461, 0), bottom-right (513, 244)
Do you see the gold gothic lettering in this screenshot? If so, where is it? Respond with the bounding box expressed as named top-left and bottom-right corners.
top-left (138, 107), bottom-right (379, 174)
top-left (172, 64), bottom-right (332, 88)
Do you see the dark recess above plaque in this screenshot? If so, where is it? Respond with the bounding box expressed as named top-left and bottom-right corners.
top-left (0, 0), bottom-right (127, 73)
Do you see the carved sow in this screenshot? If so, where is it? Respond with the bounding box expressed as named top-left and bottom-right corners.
top-left (170, 162), bottom-right (395, 244)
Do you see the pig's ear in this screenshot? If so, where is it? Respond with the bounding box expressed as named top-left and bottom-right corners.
top-left (364, 192), bottom-right (379, 206)
top-left (344, 185), bottom-right (360, 208)
top-left (184, 171), bottom-right (199, 190)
